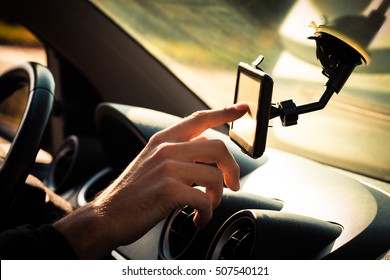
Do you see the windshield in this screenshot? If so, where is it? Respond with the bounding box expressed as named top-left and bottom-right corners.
top-left (90, 0), bottom-right (390, 182)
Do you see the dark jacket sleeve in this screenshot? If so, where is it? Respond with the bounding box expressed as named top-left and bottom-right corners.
top-left (0, 224), bottom-right (78, 259)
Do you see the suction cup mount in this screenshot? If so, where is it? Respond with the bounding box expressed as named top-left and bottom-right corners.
top-left (270, 0), bottom-right (390, 126)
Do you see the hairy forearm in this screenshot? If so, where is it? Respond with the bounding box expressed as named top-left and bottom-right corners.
top-left (53, 203), bottom-right (115, 259)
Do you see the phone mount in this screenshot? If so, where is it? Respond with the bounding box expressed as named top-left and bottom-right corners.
top-left (270, 0), bottom-right (389, 126)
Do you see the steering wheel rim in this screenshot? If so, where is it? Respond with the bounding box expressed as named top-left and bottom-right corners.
top-left (0, 62), bottom-right (55, 209)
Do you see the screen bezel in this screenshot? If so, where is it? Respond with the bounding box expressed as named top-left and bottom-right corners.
top-left (229, 62), bottom-right (273, 158)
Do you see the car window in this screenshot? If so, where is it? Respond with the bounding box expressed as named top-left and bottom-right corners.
top-left (0, 13), bottom-right (48, 161)
top-left (0, 13), bottom-right (46, 72)
top-left (91, 0), bottom-right (390, 181)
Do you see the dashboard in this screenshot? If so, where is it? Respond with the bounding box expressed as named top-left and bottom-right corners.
top-left (50, 102), bottom-right (390, 260)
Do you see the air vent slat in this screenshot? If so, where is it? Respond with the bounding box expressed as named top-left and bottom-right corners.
top-left (219, 226), bottom-right (255, 260)
top-left (208, 215), bottom-right (255, 260)
top-left (163, 206), bottom-right (199, 259)
top-left (47, 136), bottom-right (78, 192)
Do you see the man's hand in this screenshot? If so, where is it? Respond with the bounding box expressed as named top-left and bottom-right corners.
top-left (54, 103), bottom-right (248, 259)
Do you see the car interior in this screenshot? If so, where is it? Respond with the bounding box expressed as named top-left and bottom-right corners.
top-left (0, 0), bottom-right (389, 260)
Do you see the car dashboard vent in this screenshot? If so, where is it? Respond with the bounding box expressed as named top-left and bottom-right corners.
top-left (161, 206), bottom-right (198, 259)
top-left (218, 223), bottom-right (255, 260)
top-left (208, 215), bottom-right (255, 260)
top-left (47, 136), bottom-right (78, 193)
top-left (207, 209), bottom-right (343, 260)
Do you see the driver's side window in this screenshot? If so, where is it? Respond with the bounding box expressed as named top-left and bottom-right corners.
top-left (0, 11), bottom-right (46, 72)
top-left (0, 11), bottom-right (47, 155)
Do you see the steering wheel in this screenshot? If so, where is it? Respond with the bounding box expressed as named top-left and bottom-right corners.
top-left (0, 62), bottom-right (54, 209)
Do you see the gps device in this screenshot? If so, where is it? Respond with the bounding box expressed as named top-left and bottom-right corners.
top-left (229, 61), bottom-right (273, 158)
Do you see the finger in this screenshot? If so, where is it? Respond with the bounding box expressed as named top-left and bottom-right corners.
top-left (150, 140), bottom-right (240, 191)
top-left (177, 186), bottom-right (213, 228)
top-left (190, 135), bottom-right (208, 142)
top-left (155, 103), bottom-right (248, 143)
top-left (159, 180), bottom-right (213, 228)
top-left (158, 160), bottom-right (225, 207)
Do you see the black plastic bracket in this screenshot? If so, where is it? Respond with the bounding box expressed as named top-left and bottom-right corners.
top-left (278, 100), bottom-right (298, 127)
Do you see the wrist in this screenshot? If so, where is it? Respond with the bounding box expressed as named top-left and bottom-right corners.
top-left (53, 203), bottom-right (114, 259)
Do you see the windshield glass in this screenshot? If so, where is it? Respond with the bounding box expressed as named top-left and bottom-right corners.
top-left (90, 0), bottom-right (390, 182)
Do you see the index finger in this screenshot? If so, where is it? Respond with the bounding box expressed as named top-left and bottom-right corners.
top-left (160, 102), bottom-right (248, 142)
